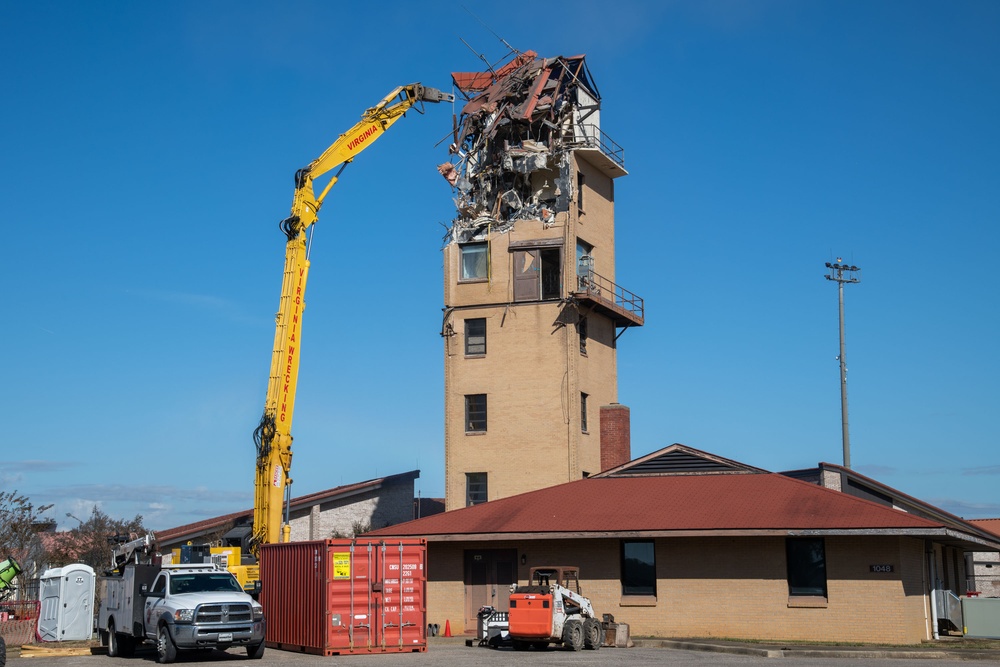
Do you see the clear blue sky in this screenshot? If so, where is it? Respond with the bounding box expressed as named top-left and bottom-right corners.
top-left (2, 1), bottom-right (997, 531)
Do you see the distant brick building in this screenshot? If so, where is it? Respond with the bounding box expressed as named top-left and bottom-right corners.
top-left (969, 519), bottom-right (1000, 597)
top-left (156, 471), bottom-right (423, 554)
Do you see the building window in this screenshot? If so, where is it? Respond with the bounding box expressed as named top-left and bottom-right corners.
top-left (786, 538), bottom-right (827, 597)
top-left (460, 243), bottom-right (488, 281)
top-left (621, 540), bottom-right (656, 596)
top-left (578, 316), bottom-right (588, 354)
top-left (581, 392), bottom-right (589, 433)
top-left (465, 318), bottom-right (486, 356)
top-left (577, 172), bottom-right (585, 216)
top-left (576, 239), bottom-right (593, 275)
top-left (513, 248), bottom-right (561, 302)
top-left (466, 472), bottom-right (487, 506)
top-left (465, 394), bottom-right (487, 433)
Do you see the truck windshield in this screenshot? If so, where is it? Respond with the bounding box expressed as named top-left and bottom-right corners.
top-left (170, 573), bottom-right (243, 594)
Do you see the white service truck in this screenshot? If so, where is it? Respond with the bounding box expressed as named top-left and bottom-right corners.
top-left (99, 563), bottom-right (265, 663)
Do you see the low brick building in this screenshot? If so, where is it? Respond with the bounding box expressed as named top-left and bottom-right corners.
top-left (969, 519), bottom-right (1000, 597)
top-left (157, 471), bottom-right (421, 554)
top-left (367, 446), bottom-right (1000, 645)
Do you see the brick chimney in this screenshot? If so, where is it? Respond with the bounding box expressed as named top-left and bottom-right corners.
top-left (600, 403), bottom-right (631, 471)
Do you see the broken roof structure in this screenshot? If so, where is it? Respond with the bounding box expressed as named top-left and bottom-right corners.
top-left (439, 50), bottom-right (625, 244)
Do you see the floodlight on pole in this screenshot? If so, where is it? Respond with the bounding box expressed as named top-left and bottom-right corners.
top-left (824, 258), bottom-right (861, 468)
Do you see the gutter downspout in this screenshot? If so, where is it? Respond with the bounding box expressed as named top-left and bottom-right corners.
top-left (928, 542), bottom-right (940, 640)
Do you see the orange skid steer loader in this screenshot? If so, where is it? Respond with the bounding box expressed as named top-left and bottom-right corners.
top-left (507, 566), bottom-right (604, 651)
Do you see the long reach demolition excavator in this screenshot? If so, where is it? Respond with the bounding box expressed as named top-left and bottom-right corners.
top-left (249, 84), bottom-right (452, 558)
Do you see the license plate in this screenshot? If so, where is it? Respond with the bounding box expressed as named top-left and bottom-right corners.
top-left (218, 633), bottom-right (233, 642)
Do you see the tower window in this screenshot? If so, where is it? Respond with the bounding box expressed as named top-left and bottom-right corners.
top-left (460, 243), bottom-right (488, 281)
top-left (578, 316), bottom-right (588, 354)
top-left (577, 172), bottom-right (586, 216)
top-left (465, 394), bottom-right (487, 433)
top-left (465, 318), bottom-right (486, 356)
top-left (576, 239), bottom-right (593, 275)
top-left (466, 472), bottom-right (488, 506)
top-left (581, 392), bottom-right (589, 432)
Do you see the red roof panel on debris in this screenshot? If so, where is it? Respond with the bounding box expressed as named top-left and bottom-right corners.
top-left (451, 51), bottom-right (537, 93)
top-left (367, 473), bottom-right (943, 538)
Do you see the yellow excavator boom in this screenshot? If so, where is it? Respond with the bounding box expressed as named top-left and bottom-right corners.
top-left (250, 84), bottom-right (452, 554)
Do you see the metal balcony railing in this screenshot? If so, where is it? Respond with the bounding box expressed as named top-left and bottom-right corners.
top-left (574, 123), bottom-right (625, 170)
top-left (575, 268), bottom-right (644, 326)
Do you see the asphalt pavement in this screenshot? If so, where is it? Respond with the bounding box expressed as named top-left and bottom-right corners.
top-left (5, 635), bottom-right (1000, 666)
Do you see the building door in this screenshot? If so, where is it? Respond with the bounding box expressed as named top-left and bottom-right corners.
top-left (513, 250), bottom-right (539, 302)
top-left (464, 549), bottom-right (516, 630)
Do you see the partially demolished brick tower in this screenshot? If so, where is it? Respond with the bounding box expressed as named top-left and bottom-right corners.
top-left (439, 51), bottom-right (643, 510)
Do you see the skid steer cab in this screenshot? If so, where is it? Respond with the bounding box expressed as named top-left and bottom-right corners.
top-left (507, 566), bottom-right (605, 651)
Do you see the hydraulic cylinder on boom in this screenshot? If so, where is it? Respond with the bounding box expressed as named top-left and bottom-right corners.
top-left (250, 84), bottom-right (452, 555)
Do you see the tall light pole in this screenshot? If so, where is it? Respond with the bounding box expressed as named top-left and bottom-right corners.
top-left (825, 259), bottom-right (860, 468)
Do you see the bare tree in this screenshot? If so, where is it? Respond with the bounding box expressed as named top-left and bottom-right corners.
top-left (48, 507), bottom-right (146, 574)
top-left (0, 490), bottom-right (53, 595)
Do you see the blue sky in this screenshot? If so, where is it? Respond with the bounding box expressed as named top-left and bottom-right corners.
top-left (2, 1), bottom-right (997, 531)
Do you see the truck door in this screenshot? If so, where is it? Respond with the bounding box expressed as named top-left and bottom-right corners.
top-left (143, 574), bottom-right (167, 636)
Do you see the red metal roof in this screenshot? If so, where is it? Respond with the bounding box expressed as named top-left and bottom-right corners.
top-left (971, 518), bottom-right (1000, 539)
top-left (367, 473), bottom-right (946, 539)
top-left (155, 471), bottom-right (418, 545)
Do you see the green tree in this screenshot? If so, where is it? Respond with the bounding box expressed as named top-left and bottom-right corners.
top-left (49, 507), bottom-right (146, 574)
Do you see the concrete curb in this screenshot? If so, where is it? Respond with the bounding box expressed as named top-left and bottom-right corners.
top-left (633, 638), bottom-right (1000, 660)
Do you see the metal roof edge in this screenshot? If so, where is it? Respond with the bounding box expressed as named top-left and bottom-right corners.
top-left (816, 463), bottom-right (1000, 544)
top-left (379, 527), bottom-right (973, 543)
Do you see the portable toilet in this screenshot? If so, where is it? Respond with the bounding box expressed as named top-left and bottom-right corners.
top-left (37, 563), bottom-right (96, 641)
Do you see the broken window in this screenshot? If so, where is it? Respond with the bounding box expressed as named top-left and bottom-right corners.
top-left (578, 316), bottom-right (588, 354)
top-left (460, 243), bottom-right (488, 281)
top-left (513, 248), bottom-right (561, 302)
top-left (465, 394), bottom-right (487, 433)
top-left (465, 318), bottom-right (486, 356)
top-left (466, 472), bottom-right (488, 506)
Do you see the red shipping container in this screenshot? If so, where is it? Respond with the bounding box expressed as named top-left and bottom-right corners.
top-left (259, 539), bottom-right (427, 655)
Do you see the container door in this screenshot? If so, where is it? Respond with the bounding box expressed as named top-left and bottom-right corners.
top-left (328, 542), bottom-right (376, 651)
top-left (378, 541), bottom-right (426, 649)
top-left (327, 540), bottom-right (426, 653)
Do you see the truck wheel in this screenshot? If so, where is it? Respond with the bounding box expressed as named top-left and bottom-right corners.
top-left (107, 622), bottom-right (118, 657)
top-left (108, 620), bottom-right (135, 658)
top-left (562, 619), bottom-right (584, 651)
top-left (246, 640), bottom-right (265, 660)
top-left (108, 621), bottom-right (134, 658)
top-left (156, 625), bottom-right (177, 664)
top-left (583, 618), bottom-right (603, 650)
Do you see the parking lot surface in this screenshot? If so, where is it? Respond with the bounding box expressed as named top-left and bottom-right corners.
top-left (7, 637), bottom-right (999, 667)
